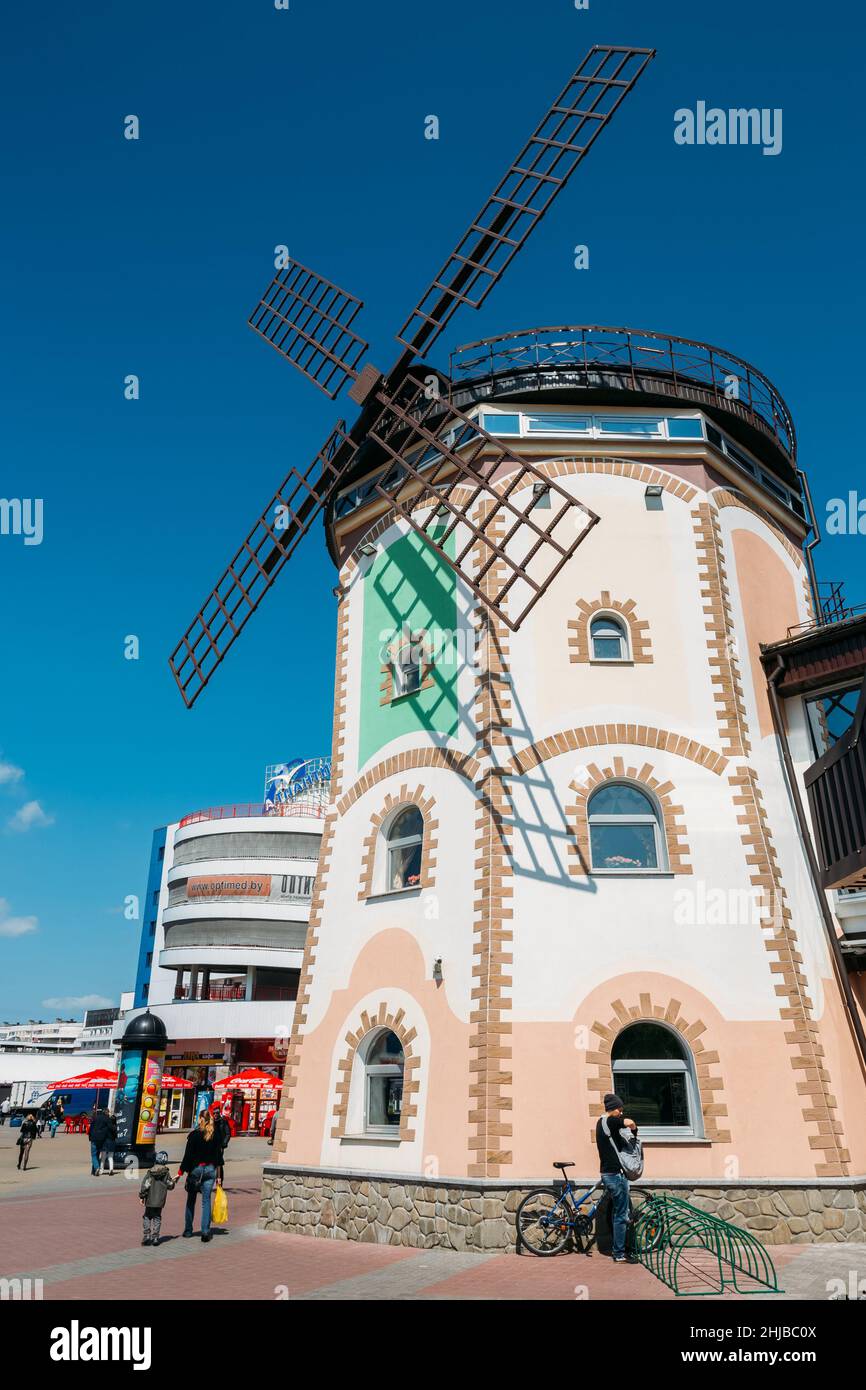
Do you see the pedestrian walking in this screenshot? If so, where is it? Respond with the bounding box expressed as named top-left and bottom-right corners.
top-left (139, 1159), bottom-right (176, 1246)
top-left (101, 1110), bottom-right (118, 1174)
top-left (178, 1109), bottom-right (224, 1242)
top-left (16, 1114), bottom-right (38, 1170)
top-left (88, 1106), bottom-right (112, 1176)
top-left (0, 1097), bottom-right (11, 1126)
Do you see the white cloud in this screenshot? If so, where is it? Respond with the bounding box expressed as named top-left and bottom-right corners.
top-left (0, 759), bottom-right (24, 786)
top-left (7, 800), bottom-right (54, 832)
top-left (0, 899), bottom-right (38, 938)
top-left (42, 994), bottom-right (114, 1010)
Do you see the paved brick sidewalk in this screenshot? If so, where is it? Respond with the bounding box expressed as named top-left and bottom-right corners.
top-left (3, 1132), bottom-right (865, 1300)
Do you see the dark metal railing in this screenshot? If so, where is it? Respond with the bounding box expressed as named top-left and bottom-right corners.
top-left (804, 681), bottom-right (866, 890)
top-left (450, 325), bottom-right (796, 462)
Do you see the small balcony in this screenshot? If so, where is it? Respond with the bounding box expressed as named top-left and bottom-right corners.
top-left (804, 685), bottom-right (866, 890)
top-left (763, 600), bottom-right (866, 894)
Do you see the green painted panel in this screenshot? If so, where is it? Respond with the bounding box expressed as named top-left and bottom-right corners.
top-left (358, 529), bottom-right (458, 766)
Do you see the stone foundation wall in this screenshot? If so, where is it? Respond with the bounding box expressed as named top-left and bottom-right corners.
top-left (260, 1166), bottom-right (866, 1251)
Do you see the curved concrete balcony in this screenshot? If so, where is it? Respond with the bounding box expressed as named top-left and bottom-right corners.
top-left (162, 902), bottom-right (309, 929)
top-left (166, 856), bottom-right (318, 886)
top-left (158, 943), bottom-right (305, 972)
top-left (119, 998), bottom-right (295, 1043)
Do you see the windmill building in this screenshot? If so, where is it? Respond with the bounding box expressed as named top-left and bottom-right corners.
top-left (167, 46), bottom-right (866, 1247)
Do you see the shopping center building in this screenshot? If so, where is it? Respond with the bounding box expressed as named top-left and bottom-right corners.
top-left (123, 763), bottom-right (327, 1132)
top-left (260, 326), bottom-right (866, 1249)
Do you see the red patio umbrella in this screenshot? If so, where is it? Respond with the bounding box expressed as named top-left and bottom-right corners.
top-left (214, 1068), bottom-right (282, 1090)
top-left (48, 1068), bottom-right (119, 1090)
top-left (160, 1074), bottom-right (194, 1089)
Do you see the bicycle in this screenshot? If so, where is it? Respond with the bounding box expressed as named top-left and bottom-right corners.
top-left (516, 1162), bottom-right (668, 1257)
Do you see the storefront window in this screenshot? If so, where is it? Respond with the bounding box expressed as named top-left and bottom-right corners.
top-left (364, 1030), bottom-right (404, 1132)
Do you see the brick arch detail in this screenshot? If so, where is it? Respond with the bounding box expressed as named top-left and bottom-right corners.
top-left (508, 724), bottom-right (728, 778)
top-left (338, 457), bottom-right (699, 581)
top-left (330, 1003), bottom-right (421, 1142)
top-left (709, 487), bottom-right (805, 569)
top-left (569, 591), bottom-right (653, 665)
top-left (337, 748), bottom-right (480, 818)
top-left (357, 786), bottom-right (438, 900)
top-left (567, 759), bottom-right (692, 877)
top-left (586, 994), bottom-right (731, 1143)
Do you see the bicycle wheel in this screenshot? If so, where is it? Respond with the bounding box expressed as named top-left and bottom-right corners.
top-left (516, 1188), bottom-right (572, 1256)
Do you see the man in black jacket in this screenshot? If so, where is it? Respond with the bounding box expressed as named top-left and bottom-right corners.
top-left (596, 1092), bottom-right (638, 1263)
top-left (88, 1107), bottom-right (112, 1176)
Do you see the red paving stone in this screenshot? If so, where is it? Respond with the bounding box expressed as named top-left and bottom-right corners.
top-left (45, 1232), bottom-right (420, 1301)
top-left (422, 1250), bottom-right (675, 1300)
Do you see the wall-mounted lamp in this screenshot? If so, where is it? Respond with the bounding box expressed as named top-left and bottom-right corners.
top-left (359, 542), bottom-right (377, 557)
top-left (644, 483), bottom-right (664, 511)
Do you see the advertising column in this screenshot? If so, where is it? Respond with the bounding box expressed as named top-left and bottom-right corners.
top-left (114, 1010), bottom-right (168, 1168)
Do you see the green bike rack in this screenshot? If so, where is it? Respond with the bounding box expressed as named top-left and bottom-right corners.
top-left (631, 1194), bottom-right (783, 1296)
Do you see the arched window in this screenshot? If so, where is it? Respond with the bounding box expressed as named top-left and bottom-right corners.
top-left (386, 806), bottom-right (424, 891)
top-left (393, 633), bottom-right (422, 696)
top-left (588, 783), bottom-right (665, 872)
top-left (590, 614), bottom-right (628, 661)
top-left (364, 1029), bottom-right (404, 1131)
top-left (611, 1022), bottom-right (702, 1138)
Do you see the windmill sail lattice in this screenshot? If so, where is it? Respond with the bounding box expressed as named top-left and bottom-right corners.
top-left (396, 46), bottom-right (655, 357)
top-left (169, 422), bottom-right (354, 706)
top-left (367, 375), bottom-right (599, 630)
top-left (170, 43), bottom-right (655, 707)
top-left (248, 258), bottom-right (369, 400)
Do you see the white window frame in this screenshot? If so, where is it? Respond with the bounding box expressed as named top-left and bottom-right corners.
top-left (361, 1028), bottom-right (405, 1136)
top-left (612, 1024), bottom-right (704, 1141)
top-left (382, 806), bottom-right (424, 894)
top-left (589, 613), bottom-right (630, 663)
top-left (588, 781), bottom-right (667, 874)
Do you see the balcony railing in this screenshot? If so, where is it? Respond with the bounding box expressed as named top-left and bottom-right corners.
top-left (804, 681), bottom-right (866, 890)
top-left (179, 791), bottom-right (329, 828)
top-left (449, 325), bottom-right (796, 463)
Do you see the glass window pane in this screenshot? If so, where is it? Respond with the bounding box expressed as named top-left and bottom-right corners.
top-left (389, 807), bottom-right (423, 841)
top-left (614, 1071), bottom-right (690, 1128)
top-left (613, 1024), bottom-right (687, 1062)
top-left (526, 414), bottom-right (591, 433)
top-left (589, 784), bottom-right (655, 817)
top-left (590, 821), bottom-right (658, 870)
top-left (590, 618), bottom-right (623, 638)
top-left (666, 418), bottom-right (704, 438)
top-left (389, 839), bottom-right (423, 889)
top-left (597, 417), bottom-right (662, 436)
top-left (481, 413), bottom-right (521, 435)
top-left (367, 1073), bottom-right (403, 1127)
top-left (592, 636), bottom-right (624, 660)
top-left (366, 1030), bottom-right (404, 1065)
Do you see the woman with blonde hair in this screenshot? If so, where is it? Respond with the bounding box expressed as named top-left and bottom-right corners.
top-left (177, 1106), bottom-right (224, 1242)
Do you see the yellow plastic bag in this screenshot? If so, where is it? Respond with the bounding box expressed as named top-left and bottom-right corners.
top-left (211, 1184), bottom-right (228, 1226)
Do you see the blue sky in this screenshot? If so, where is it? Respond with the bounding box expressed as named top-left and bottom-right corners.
top-left (1, 0), bottom-right (865, 1022)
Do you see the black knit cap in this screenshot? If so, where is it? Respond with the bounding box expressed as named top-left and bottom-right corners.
top-left (604, 1093), bottom-right (624, 1112)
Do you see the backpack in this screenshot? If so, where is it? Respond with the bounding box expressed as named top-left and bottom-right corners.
top-left (601, 1115), bottom-right (644, 1180)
